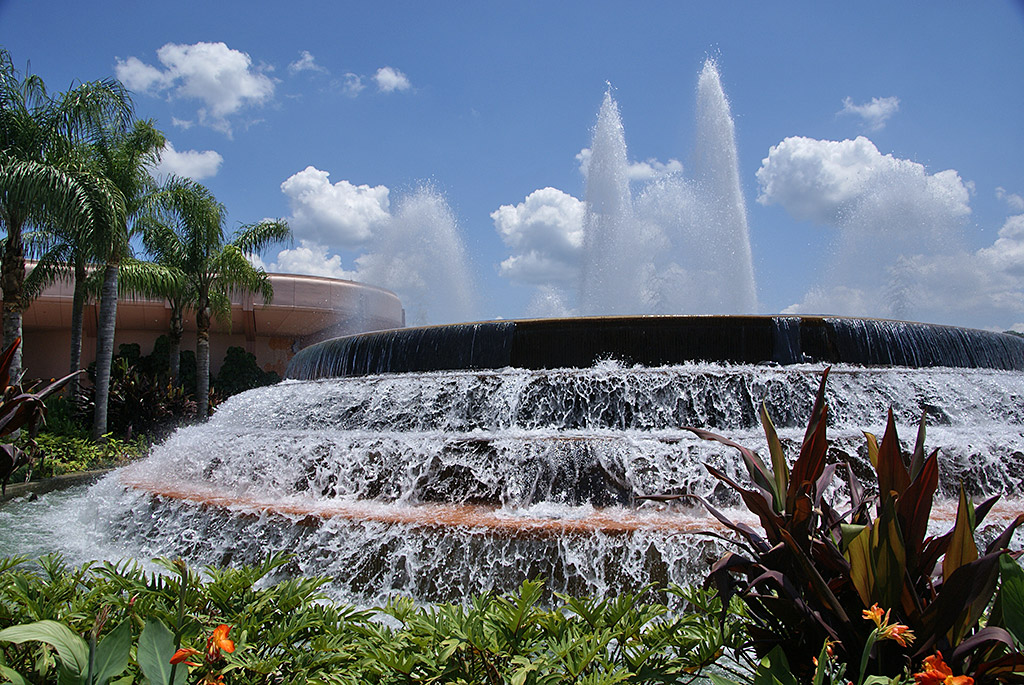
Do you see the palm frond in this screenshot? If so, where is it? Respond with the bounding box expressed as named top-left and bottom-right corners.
top-left (232, 219), bottom-right (291, 256)
top-left (116, 257), bottom-right (185, 300)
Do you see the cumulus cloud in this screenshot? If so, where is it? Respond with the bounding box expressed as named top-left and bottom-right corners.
top-left (997, 187), bottom-right (1024, 212)
top-left (492, 187), bottom-right (584, 286)
top-left (280, 166), bottom-right (391, 248)
top-left (270, 240), bottom-right (357, 280)
top-left (374, 66), bottom-right (411, 93)
top-left (151, 141), bottom-right (223, 180)
top-left (839, 96), bottom-right (900, 131)
top-left (576, 148), bottom-right (682, 181)
top-left (288, 50), bottom-right (326, 75)
top-left (337, 73), bottom-right (365, 97)
top-left (757, 136), bottom-right (970, 231)
top-left (115, 42), bottom-right (274, 135)
top-left (758, 135), bottom-right (1024, 328)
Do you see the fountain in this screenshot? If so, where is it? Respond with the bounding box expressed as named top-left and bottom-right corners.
top-left (9, 60), bottom-right (1024, 606)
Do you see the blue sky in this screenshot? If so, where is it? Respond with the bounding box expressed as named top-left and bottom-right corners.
top-left (2, 1), bottom-right (1023, 329)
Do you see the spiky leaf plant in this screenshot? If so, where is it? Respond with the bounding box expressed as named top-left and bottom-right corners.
top-left (662, 368), bottom-right (1024, 683)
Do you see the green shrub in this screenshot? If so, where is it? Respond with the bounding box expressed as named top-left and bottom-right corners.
top-left (10, 431), bottom-right (148, 481)
top-left (0, 553), bottom-right (749, 684)
top-left (214, 346), bottom-right (280, 397)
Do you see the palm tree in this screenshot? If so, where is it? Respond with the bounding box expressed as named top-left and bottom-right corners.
top-left (87, 119), bottom-right (167, 440)
top-left (145, 177), bottom-right (290, 418)
top-left (0, 48), bottom-right (131, 381)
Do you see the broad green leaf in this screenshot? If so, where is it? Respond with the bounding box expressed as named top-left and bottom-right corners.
top-left (0, 620), bottom-right (88, 681)
top-left (864, 431), bottom-right (880, 469)
top-left (845, 501), bottom-right (906, 610)
top-left (752, 646), bottom-right (800, 685)
top-left (840, 523), bottom-right (866, 553)
top-left (0, 664), bottom-right (28, 685)
top-left (137, 619), bottom-right (186, 685)
top-left (999, 554), bottom-right (1024, 646)
top-left (759, 403), bottom-right (788, 512)
top-left (92, 620), bottom-right (131, 685)
top-left (943, 485), bottom-right (978, 583)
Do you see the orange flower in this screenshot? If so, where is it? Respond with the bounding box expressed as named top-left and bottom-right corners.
top-left (206, 624), bottom-right (235, 660)
top-left (863, 604), bottom-right (886, 626)
top-left (170, 647), bottom-right (201, 667)
top-left (862, 603), bottom-right (915, 647)
top-left (913, 651), bottom-right (974, 685)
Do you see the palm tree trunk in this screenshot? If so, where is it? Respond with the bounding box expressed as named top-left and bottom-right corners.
top-left (68, 260), bottom-right (87, 398)
top-left (196, 305), bottom-right (211, 420)
top-left (1, 220), bottom-right (26, 381)
top-left (92, 261), bottom-right (119, 441)
top-left (168, 305), bottom-right (183, 387)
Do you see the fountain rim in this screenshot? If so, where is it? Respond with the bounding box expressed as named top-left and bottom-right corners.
top-left (286, 313), bottom-right (1024, 380)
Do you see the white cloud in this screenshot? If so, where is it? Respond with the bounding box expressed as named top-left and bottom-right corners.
top-left (761, 136), bottom-right (1024, 328)
top-left (269, 240), bottom-right (357, 280)
top-left (997, 187), bottom-right (1024, 212)
top-left (152, 141), bottom-right (223, 180)
top-left (288, 50), bottom-right (326, 75)
top-left (757, 136), bottom-right (970, 229)
top-left (758, 136), bottom-right (1004, 323)
top-left (374, 66), bottom-right (411, 93)
top-left (839, 96), bottom-right (900, 131)
top-left (337, 73), bottom-right (365, 97)
top-left (280, 166), bottom-right (390, 248)
top-left (116, 42), bottom-right (275, 135)
top-left (492, 187), bottom-right (584, 285)
top-left (576, 148), bottom-right (682, 182)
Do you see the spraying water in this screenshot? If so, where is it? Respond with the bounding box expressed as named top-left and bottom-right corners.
top-left (580, 90), bottom-right (638, 315)
top-left (357, 186), bottom-right (477, 326)
top-left (576, 60), bottom-right (758, 315)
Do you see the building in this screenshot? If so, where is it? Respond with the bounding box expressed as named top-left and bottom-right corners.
top-left (18, 271), bottom-right (405, 380)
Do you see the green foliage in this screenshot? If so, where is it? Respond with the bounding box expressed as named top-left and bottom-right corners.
top-left (669, 368), bottom-right (1024, 683)
top-left (82, 342), bottom-right (198, 441)
top-left (0, 553), bottom-right (747, 684)
top-left (11, 431), bottom-right (147, 481)
top-left (0, 338), bottom-right (80, 492)
top-left (214, 347), bottom-right (280, 397)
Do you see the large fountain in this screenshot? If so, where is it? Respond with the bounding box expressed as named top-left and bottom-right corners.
top-left (13, 60), bottom-right (1024, 606)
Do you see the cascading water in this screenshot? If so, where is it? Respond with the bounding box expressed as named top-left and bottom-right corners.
top-left (577, 60), bottom-right (758, 315)
top-left (18, 351), bottom-right (1023, 605)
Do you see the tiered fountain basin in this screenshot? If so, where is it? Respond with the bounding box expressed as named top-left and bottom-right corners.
top-left (285, 315), bottom-right (1024, 378)
top-left (106, 316), bottom-right (1024, 602)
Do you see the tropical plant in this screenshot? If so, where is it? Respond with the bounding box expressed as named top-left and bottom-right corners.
top-left (214, 345), bottom-right (280, 397)
top-left (0, 338), bottom-right (78, 493)
top-left (659, 369), bottom-right (1024, 683)
top-left (82, 118), bottom-right (187, 441)
top-left (0, 552), bottom-right (749, 684)
top-left (144, 176), bottom-right (289, 418)
top-left (0, 47), bottom-right (131, 382)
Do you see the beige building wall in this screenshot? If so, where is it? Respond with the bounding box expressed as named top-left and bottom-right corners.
top-left (17, 272), bottom-right (405, 381)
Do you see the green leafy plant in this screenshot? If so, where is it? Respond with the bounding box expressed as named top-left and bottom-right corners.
top-left (0, 553), bottom-right (749, 684)
top-left (0, 338), bottom-right (80, 493)
top-left (664, 368), bottom-right (1024, 683)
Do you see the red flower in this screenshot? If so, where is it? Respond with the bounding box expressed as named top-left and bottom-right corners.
top-left (913, 651), bottom-right (974, 685)
top-left (170, 647), bottom-right (201, 668)
top-left (207, 624), bottom-right (235, 660)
